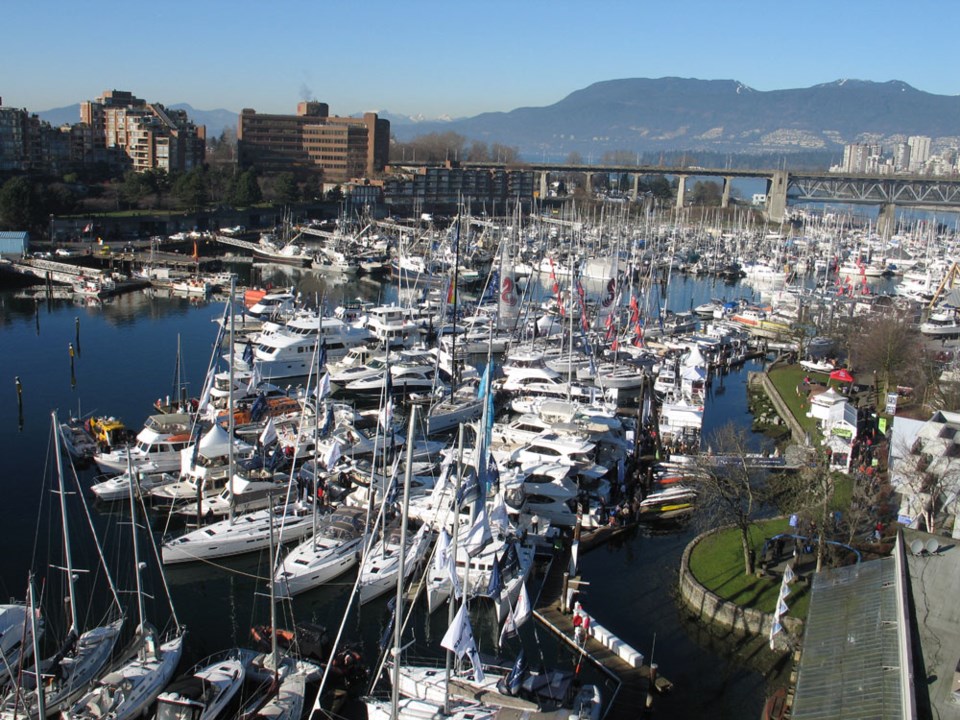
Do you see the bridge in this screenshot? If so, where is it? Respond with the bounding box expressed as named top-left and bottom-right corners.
top-left (393, 161), bottom-right (960, 233)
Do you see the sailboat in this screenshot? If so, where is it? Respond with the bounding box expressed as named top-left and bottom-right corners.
top-left (64, 454), bottom-right (185, 720)
top-left (152, 650), bottom-right (247, 720)
top-left (0, 413), bottom-right (125, 719)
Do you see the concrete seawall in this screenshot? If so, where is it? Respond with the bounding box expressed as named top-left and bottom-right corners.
top-left (678, 527), bottom-right (802, 648)
top-left (749, 369), bottom-right (807, 445)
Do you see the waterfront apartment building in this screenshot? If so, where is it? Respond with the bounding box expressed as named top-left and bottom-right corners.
top-left (841, 143), bottom-right (882, 173)
top-left (382, 162), bottom-right (535, 213)
top-left (0, 98), bottom-right (72, 173)
top-left (80, 90), bottom-right (206, 173)
top-left (237, 102), bottom-right (389, 182)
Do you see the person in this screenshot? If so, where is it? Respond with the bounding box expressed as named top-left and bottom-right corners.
top-left (580, 613), bottom-right (591, 646)
top-left (531, 514), bottom-right (540, 535)
top-left (572, 606), bottom-right (583, 646)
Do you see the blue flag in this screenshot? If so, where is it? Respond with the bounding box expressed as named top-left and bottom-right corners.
top-left (318, 338), bottom-right (327, 370)
top-left (242, 340), bottom-right (254, 366)
top-left (486, 553), bottom-right (502, 598)
top-left (505, 650), bottom-right (526, 695)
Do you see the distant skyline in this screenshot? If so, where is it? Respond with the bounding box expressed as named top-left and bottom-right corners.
top-left (3, 0), bottom-right (958, 121)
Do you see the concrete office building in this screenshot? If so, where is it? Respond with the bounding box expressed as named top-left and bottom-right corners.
top-left (907, 135), bottom-right (931, 172)
top-left (237, 102), bottom-right (389, 182)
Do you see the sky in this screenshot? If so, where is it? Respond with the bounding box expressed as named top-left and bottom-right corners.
top-left (3, 0), bottom-right (958, 120)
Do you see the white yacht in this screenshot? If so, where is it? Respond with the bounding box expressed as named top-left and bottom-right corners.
top-left (94, 413), bottom-right (193, 475)
top-left (358, 524), bottom-right (433, 604)
top-left (234, 313), bottom-right (372, 380)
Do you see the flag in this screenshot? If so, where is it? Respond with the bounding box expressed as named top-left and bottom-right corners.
top-left (783, 564), bottom-right (795, 584)
top-left (246, 364), bottom-right (262, 392)
top-left (441, 604), bottom-right (475, 659)
top-left (259, 417), bottom-right (278, 447)
top-left (502, 650), bottom-right (526, 696)
top-left (629, 294), bottom-right (640, 325)
top-left (447, 276), bottom-right (456, 305)
top-left (490, 491), bottom-right (510, 536)
top-left (433, 528), bottom-right (451, 578)
top-left (83, 223), bottom-right (93, 234)
top-left (487, 457), bottom-right (500, 493)
top-left (777, 597), bottom-right (789, 616)
top-left (463, 505), bottom-right (492, 556)
top-left (440, 597), bottom-right (484, 682)
top-left (486, 553), bottom-right (502, 598)
top-left (379, 396), bottom-right (394, 432)
top-left (456, 466), bottom-right (481, 508)
top-left (318, 339), bottom-right (327, 370)
top-left (319, 402), bottom-right (333, 437)
top-left (499, 582), bottom-right (531, 646)
top-left (323, 438), bottom-right (342, 469)
top-left (242, 340), bottom-right (254, 366)
top-left (192, 240), bottom-right (199, 261)
top-left (779, 582), bottom-right (791, 600)
top-left (315, 371), bottom-right (331, 400)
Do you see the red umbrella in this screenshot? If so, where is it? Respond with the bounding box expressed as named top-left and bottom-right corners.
top-left (829, 368), bottom-right (854, 383)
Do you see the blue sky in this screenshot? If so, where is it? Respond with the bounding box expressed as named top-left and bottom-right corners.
top-left (3, 0), bottom-right (957, 119)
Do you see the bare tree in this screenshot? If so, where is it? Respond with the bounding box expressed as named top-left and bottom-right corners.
top-left (847, 310), bottom-right (924, 399)
top-left (890, 432), bottom-right (960, 533)
top-left (695, 424), bottom-right (768, 575)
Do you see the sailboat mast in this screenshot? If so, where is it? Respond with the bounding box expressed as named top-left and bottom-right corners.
top-left (390, 404), bottom-right (418, 719)
top-left (52, 410), bottom-right (80, 634)
top-left (268, 496), bottom-right (278, 682)
top-left (228, 276), bottom-right (236, 524)
top-left (28, 572), bottom-right (46, 720)
top-left (444, 423), bottom-right (466, 715)
top-left (126, 451), bottom-right (147, 634)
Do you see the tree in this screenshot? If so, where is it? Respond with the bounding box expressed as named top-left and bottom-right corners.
top-left (173, 168), bottom-right (209, 212)
top-left (645, 175), bottom-right (673, 200)
top-left (601, 150), bottom-right (639, 166)
top-left (465, 141), bottom-right (490, 162)
top-left (231, 169), bottom-right (262, 207)
top-left (490, 143), bottom-right (520, 165)
top-left (847, 310), bottom-right (924, 399)
top-left (0, 177), bottom-right (43, 232)
top-left (695, 424), bottom-right (768, 575)
top-left (689, 180), bottom-right (723, 206)
top-left (325, 185), bottom-right (344, 203)
top-left (565, 152), bottom-right (584, 165)
top-left (271, 173), bottom-right (299, 204)
top-left (120, 171), bottom-right (149, 208)
top-left (890, 432), bottom-right (960, 533)
top-left (142, 169), bottom-right (171, 209)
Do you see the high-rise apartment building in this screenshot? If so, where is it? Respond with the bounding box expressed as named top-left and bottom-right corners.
top-left (841, 143), bottom-right (880, 173)
top-left (907, 135), bottom-right (931, 172)
top-left (237, 102), bottom-right (389, 182)
top-left (0, 98), bottom-right (71, 173)
top-left (893, 142), bottom-right (911, 173)
top-left (80, 90), bottom-right (206, 173)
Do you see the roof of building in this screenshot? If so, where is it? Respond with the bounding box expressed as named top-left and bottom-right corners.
top-left (902, 527), bottom-right (960, 719)
top-left (791, 551), bottom-right (913, 719)
top-left (0, 231), bottom-right (28, 241)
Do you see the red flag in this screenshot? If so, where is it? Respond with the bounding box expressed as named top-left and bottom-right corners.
top-left (447, 277), bottom-right (455, 304)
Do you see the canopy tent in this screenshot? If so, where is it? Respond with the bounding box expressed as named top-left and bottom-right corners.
top-left (829, 368), bottom-right (854, 383)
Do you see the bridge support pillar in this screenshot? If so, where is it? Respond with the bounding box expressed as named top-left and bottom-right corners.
top-left (721, 177), bottom-right (732, 209)
top-left (631, 173), bottom-right (640, 202)
top-left (675, 175), bottom-right (686, 210)
top-left (539, 171), bottom-right (549, 200)
top-left (878, 202), bottom-right (897, 240)
top-left (583, 172), bottom-right (593, 196)
top-left (765, 170), bottom-right (789, 223)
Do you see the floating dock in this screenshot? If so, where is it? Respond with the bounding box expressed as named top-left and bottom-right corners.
top-left (532, 551), bottom-right (672, 719)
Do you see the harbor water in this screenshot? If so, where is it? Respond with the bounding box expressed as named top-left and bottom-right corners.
top-left (0, 268), bottom-right (794, 718)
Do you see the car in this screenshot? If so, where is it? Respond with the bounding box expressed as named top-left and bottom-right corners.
top-left (55, 248), bottom-right (74, 257)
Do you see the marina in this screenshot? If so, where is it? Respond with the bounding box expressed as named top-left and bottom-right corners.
top-left (0, 205), bottom-right (956, 720)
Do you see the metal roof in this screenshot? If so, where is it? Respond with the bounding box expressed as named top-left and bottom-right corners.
top-left (791, 555), bottom-right (910, 719)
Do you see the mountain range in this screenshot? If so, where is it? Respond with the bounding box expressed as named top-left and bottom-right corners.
top-left (36, 78), bottom-right (960, 158)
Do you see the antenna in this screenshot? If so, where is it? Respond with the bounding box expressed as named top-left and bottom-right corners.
top-left (910, 539), bottom-right (924, 555)
top-left (925, 538), bottom-right (940, 555)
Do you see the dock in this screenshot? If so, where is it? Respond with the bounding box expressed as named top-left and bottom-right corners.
top-left (532, 550), bottom-right (672, 719)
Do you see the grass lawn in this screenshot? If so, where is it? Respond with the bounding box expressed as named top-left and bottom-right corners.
top-left (767, 364), bottom-right (821, 438)
top-left (688, 518), bottom-right (811, 620)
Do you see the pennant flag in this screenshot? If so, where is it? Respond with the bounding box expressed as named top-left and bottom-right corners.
top-left (779, 582), bottom-right (791, 600)
top-left (499, 582), bottom-right (531, 646)
top-left (503, 650), bottom-right (526, 696)
top-left (441, 603), bottom-right (476, 659)
top-left (463, 505), bottom-right (492, 556)
top-left (242, 340), bottom-right (254, 366)
top-left (319, 402), bottom-right (333, 436)
top-left (783, 564), bottom-right (795, 584)
top-left (246, 364), bottom-right (262, 392)
top-left (490, 491), bottom-right (511, 536)
top-left (777, 597), bottom-right (789, 616)
top-left (323, 438), bottom-right (342, 469)
top-left (259, 417), bottom-right (278, 447)
top-left (486, 553), bottom-right (502, 598)
top-left (433, 528), bottom-right (451, 578)
top-left (315, 371), bottom-right (331, 400)
top-left (318, 339), bottom-right (327, 370)
top-left (456, 466), bottom-right (481, 508)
